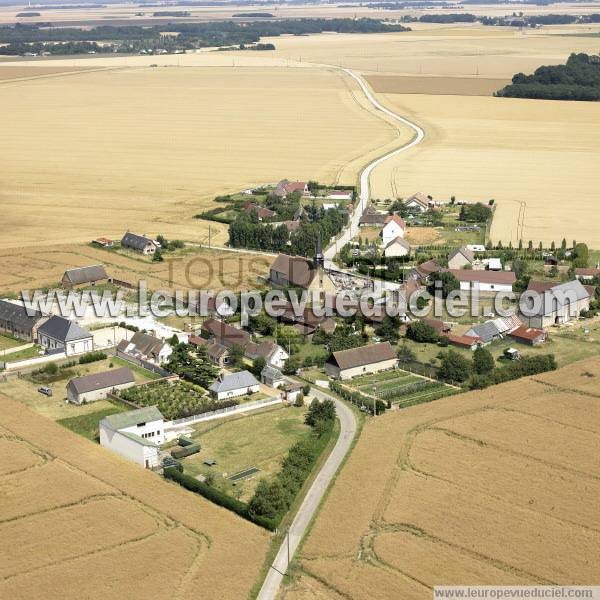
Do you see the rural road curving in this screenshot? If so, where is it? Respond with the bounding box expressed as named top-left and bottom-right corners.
top-left (257, 68), bottom-right (424, 600)
top-left (256, 389), bottom-right (357, 600)
top-left (324, 67), bottom-right (425, 265)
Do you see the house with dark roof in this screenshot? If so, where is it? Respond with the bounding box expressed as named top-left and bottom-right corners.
top-left (519, 279), bottom-right (590, 329)
top-left (121, 232), bottom-right (157, 255)
top-left (67, 367), bottom-right (135, 404)
top-left (61, 265), bottom-right (108, 288)
top-left (465, 321), bottom-right (502, 346)
top-left (117, 331), bottom-right (172, 364)
top-left (325, 342), bottom-right (397, 380)
top-left (245, 341), bottom-right (289, 369)
top-left (269, 254), bottom-right (335, 292)
top-left (0, 300), bottom-right (46, 341)
top-left (261, 364), bottom-right (285, 388)
top-left (409, 260), bottom-right (443, 283)
top-left (201, 318), bottom-right (251, 349)
top-left (37, 316), bottom-right (93, 356)
top-left (244, 203), bottom-right (276, 221)
top-left (100, 406), bottom-right (164, 469)
top-left (208, 370), bottom-right (260, 400)
top-left (359, 207), bottom-right (387, 227)
top-left (189, 335), bottom-right (230, 368)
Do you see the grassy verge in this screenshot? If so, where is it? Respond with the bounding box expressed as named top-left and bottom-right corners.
top-left (57, 403), bottom-right (126, 441)
top-left (3, 345), bottom-right (42, 363)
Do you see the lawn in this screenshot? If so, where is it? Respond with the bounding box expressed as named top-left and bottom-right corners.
top-left (57, 404), bottom-right (126, 442)
top-left (3, 345), bottom-right (43, 363)
top-left (180, 405), bottom-right (310, 502)
top-left (0, 334), bottom-right (23, 351)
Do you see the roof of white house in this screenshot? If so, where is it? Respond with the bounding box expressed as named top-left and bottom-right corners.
top-left (102, 406), bottom-right (164, 431)
top-left (385, 237), bottom-right (411, 250)
top-left (528, 279), bottom-right (590, 316)
top-left (488, 258), bottom-right (502, 270)
top-left (261, 364), bottom-right (283, 381)
top-left (448, 246), bottom-right (474, 263)
top-left (384, 214), bottom-right (406, 229)
top-left (38, 316), bottom-right (92, 342)
top-left (209, 370), bottom-right (260, 393)
top-left (466, 244), bottom-right (486, 252)
top-left (121, 232), bottom-right (156, 251)
top-left (405, 192), bottom-right (430, 208)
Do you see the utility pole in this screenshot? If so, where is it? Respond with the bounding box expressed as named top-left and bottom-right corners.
top-left (208, 224), bottom-right (212, 249)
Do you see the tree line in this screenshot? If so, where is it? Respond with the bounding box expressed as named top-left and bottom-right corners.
top-left (497, 53), bottom-right (600, 102)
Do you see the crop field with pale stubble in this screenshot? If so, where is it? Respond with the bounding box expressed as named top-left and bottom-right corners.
top-left (0, 393), bottom-right (269, 600)
top-left (282, 358), bottom-right (600, 600)
top-left (369, 92), bottom-right (600, 248)
top-left (0, 65), bottom-right (398, 251)
top-left (0, 244), bottom-right (269, 295)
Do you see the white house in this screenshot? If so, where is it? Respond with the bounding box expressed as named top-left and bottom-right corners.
top-left (487, 258), bottom-right (502, 271)
top-left (208, 370), bottom-right (260, 401)
top-left (325, 342), bottom-right (397, 380)
top-left (450, 269), bottom-right (516, 294)
top-left (99, 406), bottom-right (165, 469)
top-left (384, 237), bottom-right (411, 258)
top-left (382, 214), bottom-right (406, 246)
top-left (67, 367), bottom-right (135, 404)
top-left (37, 316), bottom-right (94, 356)
top-left (261, 364), bottom-right (285, 388)
top-left (448, 247), bottom-right (475, 270)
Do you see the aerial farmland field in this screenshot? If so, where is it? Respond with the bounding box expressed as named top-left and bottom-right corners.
top-left (283, 358), bottom-right (600, 599)
top-left (0, 392), bottom-right (269, 599)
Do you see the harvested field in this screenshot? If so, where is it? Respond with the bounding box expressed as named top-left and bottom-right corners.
top-left (0, 66), bottom-right (91, 81)
top-left (285, 357), bottom-right (600, 599)
top-left (370, 92), bottom-right (600, 247)
top-left (0, 393), bottom-right (269, 599)
top-left (405, 226), bottom-right (441, 245)
top-left (366, 75), bottom-right (509, 96)
top-left (0, 65), bottom-right (398, 251)
top-left (0, 437), bottom-right (43, 475)
top-left (0, 244), bottom-right (269, 295)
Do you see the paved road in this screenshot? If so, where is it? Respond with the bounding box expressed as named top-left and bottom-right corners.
top-left (256, 389), bottom-right (357, 600)
top-left (324, 68), bottom-right (425, 266)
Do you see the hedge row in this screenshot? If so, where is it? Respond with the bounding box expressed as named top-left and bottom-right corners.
top-left (163, 467), bottom-right (278, 531)
top-left (170, 444), bottom-right (201, 459)
top-left (78, 351), bottom-right (107, 365)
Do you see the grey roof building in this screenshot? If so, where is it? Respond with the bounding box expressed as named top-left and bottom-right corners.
top-left (38, 316), bottom-right (92, 343)
top-left (465, 321), bottom-right (501, 345)
top-left (0, 300), bottom-right (45, 341)
top-left (261, 364), bottom-right (284, 387)
top-left (67, 367), bottom-right (135, 404)
top-left (102, 406), bottom-right (164, 431)
top-left (209, 370), bottom-right (260, 397)
top-left (62, 265), bottom-right (108, 287)
top-left (121, 232), bottom-right (157, 254)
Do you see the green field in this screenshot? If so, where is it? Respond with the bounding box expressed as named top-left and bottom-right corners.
top-left (3, 345), bottom-right (43, 363)
top-left (180, 405), bottom-right (310, 501)
top-left (345, 368), bottom-right (456, 407)
top-left (58, 405), bottom-right (126, 441)
top-left (0, 334), bottom-right (23, 352)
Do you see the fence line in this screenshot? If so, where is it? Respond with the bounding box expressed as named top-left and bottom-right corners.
top-left (168, 396), bottom-right (282, 427)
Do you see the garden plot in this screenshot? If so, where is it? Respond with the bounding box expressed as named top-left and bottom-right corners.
top-left (347, 369), bottom-right (455, 407)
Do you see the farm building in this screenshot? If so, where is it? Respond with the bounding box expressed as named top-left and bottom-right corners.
top-left (100, 406), bottom-right (165, 469)
top-left (189, 335), bottom-right (230, 368)
top-left (448, 247), bottom-right (475, 270)
top-left (261, 364), bottom-right (284, 388)
top-left (404, 192), bottom-right (431, 213)
top-left (575, 267), bottom-right (600, 282)
top-left (37, 316), bottom-right (93, 356)
top-left (382, 214), bottom-right (406, 246)
top-left (269, 253), bottom-right (335, 293)
top-left (519, 280), bottom-right (590, 329)
top-left (446, 334), bottom-right (481, 350)
top-left (92, 237), bottom-right (114, 248)
top-left (117, 331), bottom-right (172, 365)
top-left (509, 326), bottom-right (548, 346)
top-left (326, 190), bottom-right (353, 201)
top-left (384, 237), bottom-right (410, 258)
top-left (359, 207), bottom-right (387, 227)
top-left (465, 321), bottom-right (502, 346)
top-left (325, 342), bottom-right (397, 380)
top-left (208, 370), bottom-right (260, 400)
top-left (61, 265), bottom-right (108, 288)
top-left (0, 299), bottom-right (46, 341)
top-left (67, 367), bottom-right (135, 404)
top-left (273, 180), bottom-right (308, 198)
top-left (450, 269), bottom-right (516, 294)
top-left (121, 232), bottom-right (157, 255)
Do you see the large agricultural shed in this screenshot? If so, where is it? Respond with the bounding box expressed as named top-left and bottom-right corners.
top-left (325, 342), bottom-right (397, 380)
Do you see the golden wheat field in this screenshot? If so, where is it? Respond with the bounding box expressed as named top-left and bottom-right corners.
top-left (0, 244), bottom-right (269, 295)
top-left (0, 65), bottom-right (399, 250)
top-left (281, 358), bottom-right (600, 600)
top-left (369, 92), bottom-right (600, 247)
top-left (0, 393), bottom-right (269, 600)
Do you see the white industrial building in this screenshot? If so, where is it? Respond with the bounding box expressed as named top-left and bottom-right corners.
top-left (100, 406), bottom-right (165, 469)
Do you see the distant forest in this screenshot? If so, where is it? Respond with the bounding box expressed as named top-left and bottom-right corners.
top-left (496, 53), bottom-right (600, 101)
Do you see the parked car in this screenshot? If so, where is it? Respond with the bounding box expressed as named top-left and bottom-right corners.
top-left (38, 386), bottom-right (53, 397)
